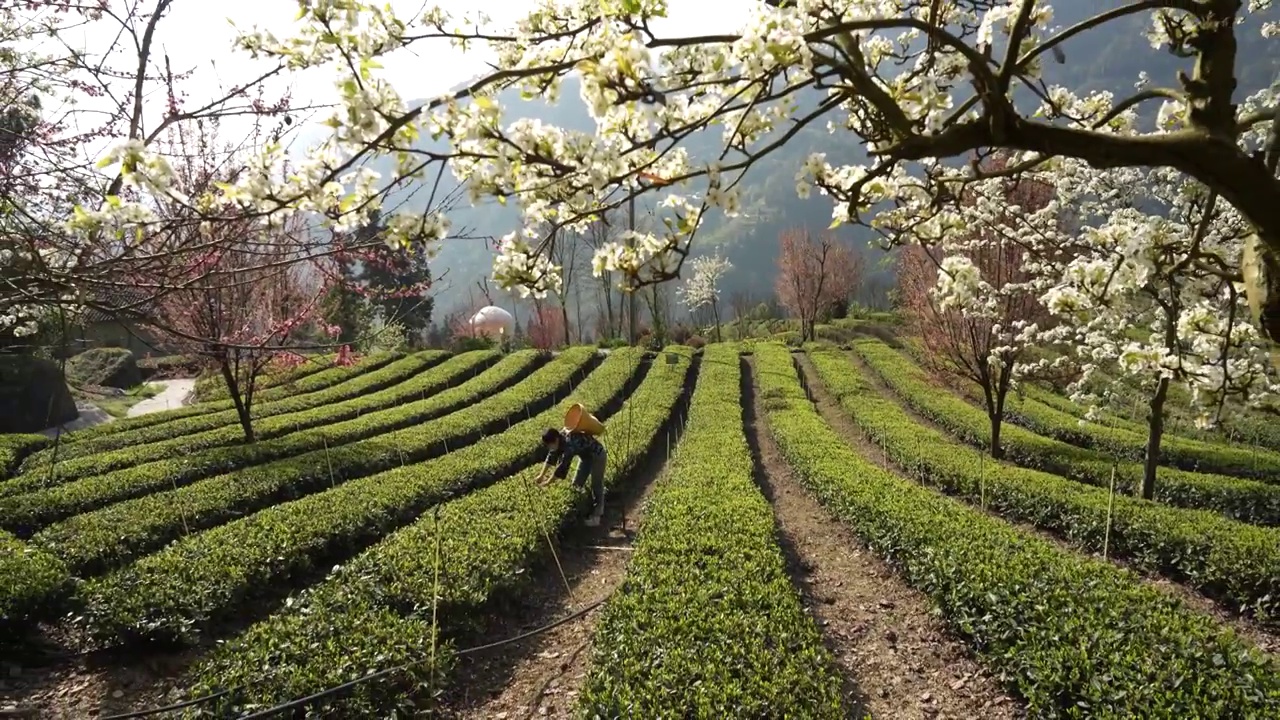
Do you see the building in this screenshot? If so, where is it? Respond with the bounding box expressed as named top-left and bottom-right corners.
top-left (69, 288), bottom-right (172, 357)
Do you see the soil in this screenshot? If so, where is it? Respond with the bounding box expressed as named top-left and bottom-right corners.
top-left (822, 350), bottom-right (1280, 658)
top-left (742, 356), bottom-right (1020, 720)
top-left (0, 637), bottom-right (194, 719)
top-left (436, 440), bottom-right (673, 720)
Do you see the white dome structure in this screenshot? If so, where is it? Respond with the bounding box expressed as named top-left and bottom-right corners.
top-left (469, 305), bottom-right (515, 338)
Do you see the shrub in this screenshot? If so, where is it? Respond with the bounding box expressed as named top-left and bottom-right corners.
top-left (136, 354), bottom-right (201, 381)
top-left (0, 530), bottom-right (70, 628)
top-left (29, 351), bottom-right (398, 452)
top-left (1003, 384), bottom-right (1280, 483)
top-left (668, 323), bottom-right (694, 344)
top-left (0, 434), bottom-right (47, 481)
top-left (0, 355), bottom-right (77, 432)
top-left (13, 350), bottom-right (459, 482)
top-left (451, 335), bottom-right (495, 353)
top-left (78, 348), bottom-right (632, 645)
top-left (183, 347), bottom-right (676, 716)
top-left (770, 330), bottom-right (802, 347)
top-left (580, 344), bottom-right (845, 718)
top-left (363, 321), bottom-right (409, 354)
top-left (24, 350), bottom-right (591, 575)
top-left (192, 352), bottom-right (337, 402)
top-left (814, 344), bottom-right (1280, 628)
top-left (756, 343), bottom-right (1280, 717)
top-left (686, 334), bottom-right (707, 349)
top-left (853, 340), bottom-right (1280, 527)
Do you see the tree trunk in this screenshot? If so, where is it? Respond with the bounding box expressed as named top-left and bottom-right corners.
top-left (220, 360), bottom-right (256, 443)
top-left (1142, 376), bottom-right (1170, 500)
top-left (574, 285), bottom-right (584, 342)
top-left (986, 364), bottom-right (1013, 460)
top-left (645, 286), bottom-right (663, 344)
top-left (628, 288), bottom-right (638, 344)
top-left (561, 302), bottom-right (571, 347)
top-left (988, 411), bottom-right (1004, 460)
top-left (615, 286), bottom-right (625, 337)
top-left (711, 298), bottom-right (721, 342)
top-left (601, 274), bottom-right (615, 338)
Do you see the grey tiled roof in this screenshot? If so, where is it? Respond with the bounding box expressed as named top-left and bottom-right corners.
top-left (80, 286), bottom-right (154, 324)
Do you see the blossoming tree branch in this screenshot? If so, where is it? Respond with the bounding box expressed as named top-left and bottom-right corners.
top-left (0, 0), bottom-right (477, 431)
top-left (104, 1), bottom-right (1272, 322)
top-left (75, 3), bottom-right (1279, 403)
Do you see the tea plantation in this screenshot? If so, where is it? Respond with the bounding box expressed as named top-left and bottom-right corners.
top-left (1, 344), bottom-right (1277, 718)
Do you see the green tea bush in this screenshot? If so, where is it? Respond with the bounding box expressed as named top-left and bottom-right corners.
top-left (579, 344), bottom-right (845, 718)
top-left (814, 345), bottom-right (1280, 628)
top-left (183, 348), bottom-right (680, 716)
top-left (52, 351), bottom-right (389, 446)
top-left (854, 340), bottom-right (1280, 527)
top-left (756, 343), bottom-right (1280, 717)
top-left (17, 350), bottom-right (460, 479)
top-left (81, 348), bottom-right (639, 645)
top-left (1002, 382), bottom-right (1280, 483)
top-left (0, 352), bottom-right (520, 529)
top-left (0, 530), bottom-right (69, 627)
top-left (0, 433), bottom-right (46, 480)
top-left (24, 350), bottom-right (594, 575)
top-left (192, 353), bottom-right (337, 402)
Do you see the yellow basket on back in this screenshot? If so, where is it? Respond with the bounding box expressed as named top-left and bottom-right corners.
top-left (564, 403), bottom-right (605, 436)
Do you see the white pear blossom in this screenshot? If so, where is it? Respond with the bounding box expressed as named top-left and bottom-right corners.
top-left (43, 0), bottom-right (1277, 375)
top-left (678, 253), bottom-right (733, 312)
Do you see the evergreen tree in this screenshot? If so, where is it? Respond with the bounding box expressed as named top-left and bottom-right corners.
top-left (319, 225), bottom-right (370, 344)
top-left (319, 278), bottom-right (368, 345)
top-left (353, 211), bottom-right (434, 348)
top-left (362, 250), bottom-right (433, 346)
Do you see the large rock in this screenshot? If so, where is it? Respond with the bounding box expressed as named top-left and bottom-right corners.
top-left (66, 347), bottom-right (142, 389)
top-left (0, 355), bottom-right (78, 432)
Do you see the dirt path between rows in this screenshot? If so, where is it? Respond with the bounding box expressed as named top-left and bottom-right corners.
top-left (437, 456), bottom-right (671, 720)
top-left (438, 370), bottom-right (696, 719)
top-left (742, 356), bottom-right (1020, 720)
top-left (816, 350), bottom-right (1280, 657)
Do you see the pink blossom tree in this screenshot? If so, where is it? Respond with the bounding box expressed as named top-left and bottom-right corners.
top-left (526, 305), bottom-right (566, 351)
top-left (775, 228), bottom-right (862, 342)
top-left (136, 120), bottom-right (332, 442)
top-left (0, 1), bottom-right (297, 346)
top-left (895, 154), bottom-right (1057, 459)
top-left (147, 217), bottom-right (328, 442)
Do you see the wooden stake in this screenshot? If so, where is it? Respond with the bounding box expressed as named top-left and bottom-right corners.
top-left (324, 438), bottom-right (336, 488)
top-left (979, 449), bottom-right (986, 511)
top-left (1104, 461), bottom-right (1117, 560)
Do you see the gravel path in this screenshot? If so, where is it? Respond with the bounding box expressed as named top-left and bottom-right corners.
top-left (38, 402), bottom-right (114, 438)
top-left (38, 378), bottom-right (196, 438)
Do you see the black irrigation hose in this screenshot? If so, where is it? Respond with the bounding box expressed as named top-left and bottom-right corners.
top-left (97, 597), bottom-right (609, 720)
top-left (100, 689), bottom-right (238, 720)
top-left (455, 596), bottom-right (606, 658)
top-left (238, 597), bottom-right (608, 719)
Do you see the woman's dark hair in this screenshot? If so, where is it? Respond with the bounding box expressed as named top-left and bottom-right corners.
top-left (541, 428), bottom-right (561, 445)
